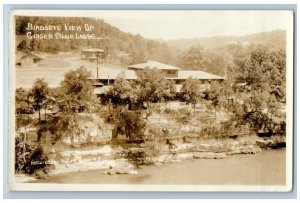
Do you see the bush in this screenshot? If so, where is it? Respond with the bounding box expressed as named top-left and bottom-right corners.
top-left (22, 147), bottom-right (49, 176)
top-left (125, 141), bottom-right (160, 165)
top-left (15, 136), bottom-right (50, 178)
top-left (15, 136), bottom-right (32, 173)
top-left (106, 107), bottom-right (146, 142)
top-left (164, 108), bottom-right (173, 114)
top-left (176, 108), bottom-right (192, 125)
top-left (16, 115), bottom-right (33, 129)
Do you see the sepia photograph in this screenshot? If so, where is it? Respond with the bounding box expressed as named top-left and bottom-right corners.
top-left (8, 9), bottom-right (294, 191)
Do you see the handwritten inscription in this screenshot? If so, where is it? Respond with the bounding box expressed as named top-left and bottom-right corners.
top-left (25, 23), bottom-right (98, 40)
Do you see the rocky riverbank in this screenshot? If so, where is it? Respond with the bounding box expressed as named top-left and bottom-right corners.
top-left (15, 135), bottom-right (286, 183)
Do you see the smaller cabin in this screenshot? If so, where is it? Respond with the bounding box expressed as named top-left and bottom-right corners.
top-left (81, 48), bottom-right (106, 62)
top-left (20, 52), bottom-right (44, 67)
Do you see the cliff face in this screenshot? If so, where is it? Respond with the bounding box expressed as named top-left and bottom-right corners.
top-left (60, 114), bottom-right (113, 145)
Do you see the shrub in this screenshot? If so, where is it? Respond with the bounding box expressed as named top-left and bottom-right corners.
top-left (164, 108), bottom-right (172, 114)
top-left (176, 108), bottom-right (192, 125)
top-left (15, 136), bottom-right (32, 173)
top-left (22, 147), bottom-right (49, 176)
top-left (16, 116), bottom-right (34, 129)
top-left (106, 107), bottom-right (146, 142)
top-left (125, 141), bottom-right (160, 165)
top-left (15, 136), bottom-right (50, 178)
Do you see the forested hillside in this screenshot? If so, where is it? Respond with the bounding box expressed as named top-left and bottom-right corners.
top-left (15, 16), bottom-right (286, 77)
top-left (15, 16), bottom-right (173, 65)
top-left (166, 30), bottom-right (286, 51)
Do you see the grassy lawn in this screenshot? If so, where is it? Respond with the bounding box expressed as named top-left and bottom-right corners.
top-left (15, 53), bottom-right (127, 88)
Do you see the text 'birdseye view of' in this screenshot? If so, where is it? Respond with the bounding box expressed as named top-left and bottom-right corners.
top-left (13, 13), bottom-right (288, 187)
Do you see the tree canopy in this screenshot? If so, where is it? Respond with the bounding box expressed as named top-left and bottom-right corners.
top-left (180, 77), bottom-right (203, 107)
top-left (30, 78), bottom-right (49, 123)
top-left (56, 66), bottom-right (96, 113)
top-left (229, 46), bottom-right (286, 132)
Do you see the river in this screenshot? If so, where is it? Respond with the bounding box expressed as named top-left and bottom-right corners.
top-left (33, 148), bottom-right (286, 185)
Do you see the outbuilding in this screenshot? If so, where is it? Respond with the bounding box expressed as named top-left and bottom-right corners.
top-left (81, 48), bottom-right (106, 62)
top-left (20, 52), bottom-right (44, 67)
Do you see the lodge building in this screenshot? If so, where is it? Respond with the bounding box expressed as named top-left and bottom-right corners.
top-left (90, 60), bottom-right (225, 95)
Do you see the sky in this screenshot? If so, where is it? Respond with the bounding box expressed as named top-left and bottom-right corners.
top-left (92, 10), bottom-right (293, 40)
top-left (16, 10), bottom-right (293, 40)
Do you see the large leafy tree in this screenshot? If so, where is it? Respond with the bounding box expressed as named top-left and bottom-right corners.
top-left (15, 88), bottom-right (34, 128)
top-left (30, 78), bottom-right (49, 123)
top-left (109, 107), bottom-right (146, 142)
top-left (109, 69), bottom-right (176, 111)
top-left (15, 88), bottom-right (33, 115)
top-left (134, 68), bottom-right (166, 108)
top-left (230, 46), bottom-right (286, 132)
top-left (57, 66), bottom-right (96, 113)
top-left (108, 75), bottom-right (139, 105)
top-left (54, 67), bottom-right (99, 141)
top-left (206, 81), bottom-right (221, 120)
top-left (155, 79), bottom-right (176, 103)
top-left (181, 77), bottom-right (203, 109)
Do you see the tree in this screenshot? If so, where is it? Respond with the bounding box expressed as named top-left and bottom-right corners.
top-left (179, 45), bottom-right (226, 76)
top-left (134, 68), bottom-right (166, 109)
top-left (180, 45), bottom-right (205, 70)
top-left (108, 75), bottom-right (139, 106)
top-left (108, 107), bottom-right (146, 142)
top-left (17, 40), bottom-right (30, 53)
top-left (57, 66), bottom-right (96, 113)
top-left (30, 78), bottom-right (49, 123)
top-left (180, 77), bottom-right (203, 110)
top-left (230, 46), bottom-right (286, 132)
top-left (54, 67), bottom-right (99, 141)
top-left (16, 88), bottom-right (33, 115)
top-left (156, 79), bottom-right (176, 103)
top-left (15, 88), bottom-right (34, 128)
top-left (15, 16), bottom-right (30, 35)
top-left (206, 81), bottom-right (221, 121)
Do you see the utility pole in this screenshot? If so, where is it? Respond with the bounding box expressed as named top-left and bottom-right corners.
top-left (96, 58), bottom-right (99, 79)
top-left (95, 37), bottom-right (110, 79)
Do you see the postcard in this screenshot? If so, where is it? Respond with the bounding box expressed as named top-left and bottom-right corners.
top-left (8, 9), bottom-right (294, 191)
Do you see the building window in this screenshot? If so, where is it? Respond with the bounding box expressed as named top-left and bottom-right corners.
top-left (167, 70), bottom-right (176, 75)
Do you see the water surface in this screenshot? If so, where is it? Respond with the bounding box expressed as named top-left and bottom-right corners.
top-left (34, 149), bottom-right (286, 185)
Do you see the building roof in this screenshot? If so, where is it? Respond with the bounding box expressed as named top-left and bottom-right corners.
top-left (91, 69), bottom-right (224, 81)
top-left (89, 62), bottom-right (224, 81)
top-left (128, 60), bottom-right (181, 70)
top-left (90, 69), bottom-right (138, 80)
top-left (93, 86), bottom-right (112, 95)
top-left (167, 70), bottom-right (224, 80)
top-left (82, 48), bottom-right (105, 53)
top-left (21, 52), bottom-right (45, 59)
top-left (93, 82), bottom-right (104, 86)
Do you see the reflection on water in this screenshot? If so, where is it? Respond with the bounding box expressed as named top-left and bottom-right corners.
top-left (34, 148), bottom-right (286, 185)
